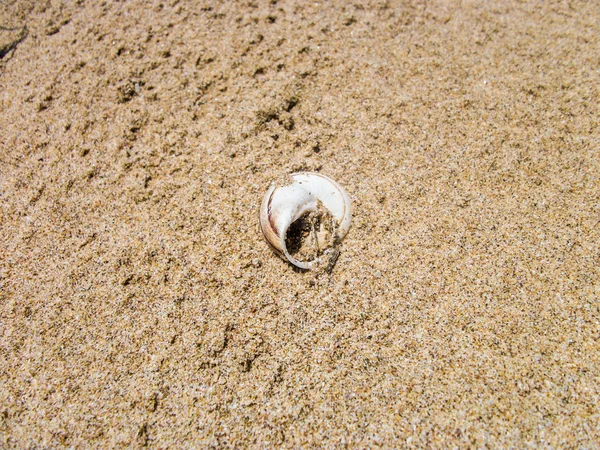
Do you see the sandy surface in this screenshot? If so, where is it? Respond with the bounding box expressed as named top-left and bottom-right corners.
top-left (1, 0), bottom-right (599, 447)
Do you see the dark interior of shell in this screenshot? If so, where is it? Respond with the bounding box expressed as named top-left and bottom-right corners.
top-left (284, 201), bottom-right (338, 266)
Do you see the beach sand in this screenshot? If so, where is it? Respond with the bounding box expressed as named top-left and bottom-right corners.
top-left (1, 0), bottom-right (599, 447)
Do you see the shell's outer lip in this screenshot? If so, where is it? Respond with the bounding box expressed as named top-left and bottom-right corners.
top-left (266, 188), bottom-right (279, 250)
top-left (259, 172), bottom-right (352, 269)
top-left (259, 183), bottom-right (281, 255)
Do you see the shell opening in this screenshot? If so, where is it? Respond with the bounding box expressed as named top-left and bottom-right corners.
top-left (281, 203), bottom-right (338, 270)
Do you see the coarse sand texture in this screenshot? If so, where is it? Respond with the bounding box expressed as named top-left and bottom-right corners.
top-left (1, 0), bottom-right (599, 447)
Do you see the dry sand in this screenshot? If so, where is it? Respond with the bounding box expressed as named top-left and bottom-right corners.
top-left (1, 0), bottom-right (599, 447)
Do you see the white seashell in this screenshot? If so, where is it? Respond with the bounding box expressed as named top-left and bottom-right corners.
top-left (260, 172), bottom-right (352, 270)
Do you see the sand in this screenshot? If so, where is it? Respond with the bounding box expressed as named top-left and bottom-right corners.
top-left (1, 0), bottom-right (599, 447)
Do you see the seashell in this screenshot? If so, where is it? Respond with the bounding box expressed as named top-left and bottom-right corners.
top-left (260, 172), bottom-right (351, 270)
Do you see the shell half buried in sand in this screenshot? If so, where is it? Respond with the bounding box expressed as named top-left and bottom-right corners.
top-left (259, 172), bottom-right (352, 270)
